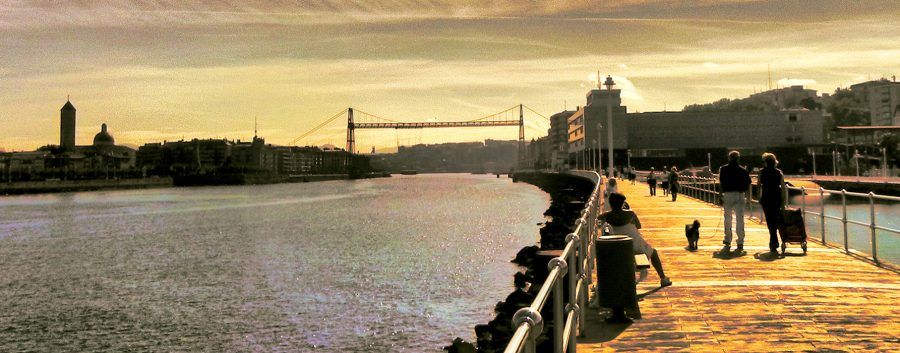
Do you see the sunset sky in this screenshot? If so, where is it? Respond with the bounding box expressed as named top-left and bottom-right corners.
top-left (1, 1), bottom-right (898, 152)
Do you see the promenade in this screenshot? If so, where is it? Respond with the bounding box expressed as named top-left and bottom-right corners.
top-left (577, 181), bottom-right (900, 352)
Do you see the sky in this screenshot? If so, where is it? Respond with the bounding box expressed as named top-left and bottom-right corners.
top-left (1, 0), bottom-right (898, 152)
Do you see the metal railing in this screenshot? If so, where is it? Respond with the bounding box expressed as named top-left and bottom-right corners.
top-left (504, 171), bottom-right (604, 353)
top-left (677, 175), bottom-right (900, 264)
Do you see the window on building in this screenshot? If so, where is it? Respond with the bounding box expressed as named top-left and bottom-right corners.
top-left (788, 114), bottom-right (798, 122)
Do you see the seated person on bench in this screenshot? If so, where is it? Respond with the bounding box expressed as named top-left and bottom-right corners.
top-left (599, 192), bottom-right (672, 288)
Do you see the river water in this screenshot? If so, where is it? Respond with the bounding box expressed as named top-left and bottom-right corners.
top-left (784, 193), bottom-right (900, 264)
top-left (0, 174), bottom-right (549, 352)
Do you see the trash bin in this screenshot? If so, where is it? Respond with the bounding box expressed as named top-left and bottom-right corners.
top-left (595, 235), bottom-right (638, 322)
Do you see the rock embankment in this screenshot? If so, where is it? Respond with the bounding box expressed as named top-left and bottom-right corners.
top-left (444, 172), bottom-right (594, 353)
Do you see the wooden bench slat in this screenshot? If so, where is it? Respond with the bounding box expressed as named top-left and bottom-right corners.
top-left (634, 254), bottom-right (651, 270)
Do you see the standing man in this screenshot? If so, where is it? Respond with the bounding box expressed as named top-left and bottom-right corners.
top-left (647, 167), bottom-right (657, 196)
top-left (719, 151), bottom-right (751, 252)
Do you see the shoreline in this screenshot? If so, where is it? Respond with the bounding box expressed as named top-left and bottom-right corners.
top-left (0, 173), bottom-right (391, 196)
top-left (0, 177), bottom-right (175, 196)
top-left (445, 172), bottom-right (595, 352)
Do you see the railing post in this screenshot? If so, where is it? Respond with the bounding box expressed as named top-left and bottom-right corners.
top-left (511, 308), bottom-right (542, 353)
top-left (870, 192), bottom-right (878, 263)
top-left (800, 186), bottom-right (807, 231)
top-left (696, 177), bottom-right (701, 200)
top-left (800, 186), bottom-right (806, 213)
top-left (548, 258), bottom-right (567, 353)
top-left (566, 303), bottom-right (579, 353)
top-left (820, 187), bottom-right (826, 244)
top-left (566, 233), bottom-right (578, 311)
top-left (692, 176), bottom-right (697, 199)
top-left (701, 177), bottom-right (706, 203)
top-left (841, 189), bottom-right (848, 253)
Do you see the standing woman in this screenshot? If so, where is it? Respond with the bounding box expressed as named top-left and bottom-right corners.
top-left (647, 167), bottom-right (657, 196)
top-left (668, 166), bottom-right (680, 201)
top-left (758, 153), bottom-right (784, 254)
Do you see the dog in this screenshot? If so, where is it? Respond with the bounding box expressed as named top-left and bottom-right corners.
top-left (685, 220), bottom-right (700, 250)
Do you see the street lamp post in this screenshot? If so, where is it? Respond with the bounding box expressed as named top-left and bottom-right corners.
top-left (596, 122), bottom-right (603, 174)
top-left (812, 150), bottom-right (817, 177)
top-left (627, 150), bottom-right (632, 172)
top-left (883, 147), bottom-right (889, 178)
top-left (707, 152), bottom-right (712, 171)
top-left (832, 149), bottom-right (837, 176)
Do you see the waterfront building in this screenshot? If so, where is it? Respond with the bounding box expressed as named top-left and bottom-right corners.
top-left (60, 100), bottom-right (76, 151)
top-left (549, 110), bottom-right (575, 170)
top-left (627, 109), bottom-right (825, 171)
top-left (8, 120), bottom-right (136, 181)
top-left (563, 78), bottom-right (827, 173)
top-left (748, 85), bottom-right (820, 110)
top-left (525, 136), bottom-right (551, 170)
top-left (274, 146), bottom-right (324, 174)
top-left (140, 139), bottom-right (232, 174)
top-left (568, 77), bottom-right (629, 170)
top-left (231, 136), bottom-right (278, 172)
top-left (850, 77), bottom-right (900, 126)
top-left (1, 151), bottom-right (49, 181)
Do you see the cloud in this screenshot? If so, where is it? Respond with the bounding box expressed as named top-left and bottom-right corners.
top-left (611, 76), bottom-right (644, 103)
top-left (777, 78), bottom-right (817, 87)
top-left (702, 62), bottom-right (720, 69)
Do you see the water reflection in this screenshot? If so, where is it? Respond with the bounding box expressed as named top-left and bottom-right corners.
top-left (0, 174), bottom-right (549, 352)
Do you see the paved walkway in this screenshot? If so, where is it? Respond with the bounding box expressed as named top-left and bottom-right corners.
top-left (577, 181), bottom-right (900, 352)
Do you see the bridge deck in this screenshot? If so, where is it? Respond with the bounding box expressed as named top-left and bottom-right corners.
top-left (577, 181), bottom-right (900, 352)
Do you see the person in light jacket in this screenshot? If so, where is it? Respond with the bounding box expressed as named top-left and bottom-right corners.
top-left (718, 151), bottom-right (751, 252)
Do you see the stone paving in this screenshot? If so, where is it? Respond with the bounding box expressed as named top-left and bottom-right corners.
top-left (577, 181), bottom-right (900, 353)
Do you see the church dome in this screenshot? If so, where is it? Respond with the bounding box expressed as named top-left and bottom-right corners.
top-left (93, 123), bottom-right (115, 146)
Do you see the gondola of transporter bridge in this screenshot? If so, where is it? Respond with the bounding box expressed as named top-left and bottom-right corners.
top-left (575, 179), bottom-right (900, 352)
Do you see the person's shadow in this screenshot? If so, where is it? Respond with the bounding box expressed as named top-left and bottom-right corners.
top-left (713, 247), bottom-right (746, 259)
top-left (578, 308), bottom-right (633, 344)
top-left (754, 251), bottom-right (783, 261)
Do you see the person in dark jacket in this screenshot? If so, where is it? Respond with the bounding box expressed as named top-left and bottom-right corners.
top-left (668, 166), bottom-right (680, 201)
top-left (718, 151), bottom-right (752, 252)
top-left (758, 153), bottom-right (784, 253)
top-left (647, 168), bottom-right (657, 196)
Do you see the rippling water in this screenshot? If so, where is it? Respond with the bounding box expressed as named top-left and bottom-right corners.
top-left (0, 174), bottom-right (549, 352)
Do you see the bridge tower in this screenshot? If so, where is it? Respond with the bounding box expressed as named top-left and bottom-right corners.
top-left (346, 108), bottom-right (355, 154)
top-left (518, 104), bottom-right (525, 166)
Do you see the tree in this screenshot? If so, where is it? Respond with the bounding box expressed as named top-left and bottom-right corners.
top-left (824, 89), bottom-right (870, 130)
top-left (878, 132), bottom-right (899, 168)
top-left (799, 97), bottom-right (822, 111)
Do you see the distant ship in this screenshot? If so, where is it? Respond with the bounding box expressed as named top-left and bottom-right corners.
top-left (399, 170), bottom-right (418, 175)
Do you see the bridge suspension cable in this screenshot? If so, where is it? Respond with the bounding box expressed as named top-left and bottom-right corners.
top-left (523, 105), bottom-right (551, 121)
top-left (290, 108), bottom-right (348, 146)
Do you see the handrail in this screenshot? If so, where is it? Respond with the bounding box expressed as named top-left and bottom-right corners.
top-left (673, 174), bottom-right (899, 265)
top-left (504, 170), bottom-right (604, 353)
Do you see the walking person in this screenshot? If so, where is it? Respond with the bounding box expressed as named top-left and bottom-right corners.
top-left (718, 151), bottom-right (752, 252)
top-left (758, 153), bottom-right (784, 254)
top-left (661, 166), bottom-right (669, 196)
top-left (668, 166), bottom-right (680, 201)
top-left (647, 168), bottom-right (657, 196)
top-left (599, 192), bottom-right (672, 287)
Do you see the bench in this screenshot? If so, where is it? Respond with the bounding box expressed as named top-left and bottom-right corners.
top-left (635, 254), bottom-right (651, 283)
